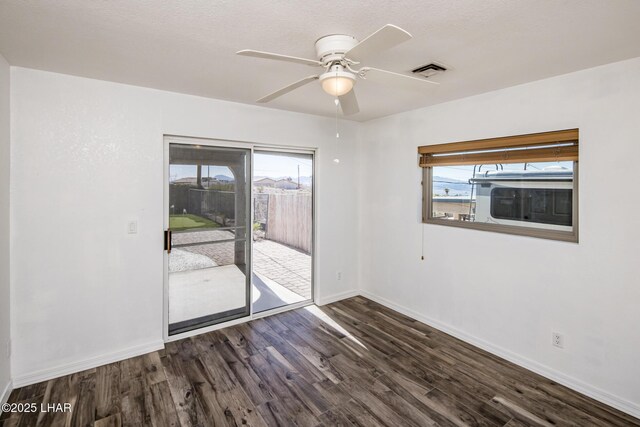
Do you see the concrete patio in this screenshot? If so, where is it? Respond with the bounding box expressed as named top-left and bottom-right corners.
top-left (168, 229), bottom-right (312, 324)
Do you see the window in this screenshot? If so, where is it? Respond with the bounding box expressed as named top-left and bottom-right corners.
top-left (420, 129), bottom-right (579, 242)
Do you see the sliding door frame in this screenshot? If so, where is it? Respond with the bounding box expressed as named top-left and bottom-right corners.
top-left (163, 135), bottom-right (317, 342)
top-left (251, 147), bottom-right (315, 318)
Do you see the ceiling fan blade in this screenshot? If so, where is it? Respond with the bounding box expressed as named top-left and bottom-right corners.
top-left (257, 75), bottom-right (319, 103)
top-left (361, 67), bottom-right (439, 90)
top-left (237, 49), bottom-right (323, 67)
top-left (339, 90), bottom-right (360, 116)
top-left (345, 24), bottom-right (412, 62)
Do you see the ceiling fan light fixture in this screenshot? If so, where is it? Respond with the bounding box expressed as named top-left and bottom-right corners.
top-left (319, 69), bottom-right (356, 97)
top-left (238, 24), bottom-right (436, 116)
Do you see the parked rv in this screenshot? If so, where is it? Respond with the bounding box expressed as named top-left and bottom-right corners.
top-left (470, 166), bottom-right (573, 231)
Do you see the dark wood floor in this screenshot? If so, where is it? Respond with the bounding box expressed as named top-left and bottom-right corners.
top-left (2, 296), bottom-right (639, 426)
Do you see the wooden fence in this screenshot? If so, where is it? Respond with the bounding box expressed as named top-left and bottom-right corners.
top-left (266, 193), bottom-right (312, 254)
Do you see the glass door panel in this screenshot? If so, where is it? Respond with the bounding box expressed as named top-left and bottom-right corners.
top-left (168, 144), bottom-right (250, 335)
top-left (252, 151), bottom-right (313, 313)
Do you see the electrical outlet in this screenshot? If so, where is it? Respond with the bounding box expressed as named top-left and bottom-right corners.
top-left (336, 271), bottom-right (342, 281)
top-left (552, 332), bottom-right (564, 348)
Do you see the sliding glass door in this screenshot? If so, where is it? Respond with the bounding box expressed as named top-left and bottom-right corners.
top-left (252, 150), bottom-right (314, 313)
top-left (167, 144), bottom-right (251, 335)
top-left (165, 140), bottom-right (315, 337)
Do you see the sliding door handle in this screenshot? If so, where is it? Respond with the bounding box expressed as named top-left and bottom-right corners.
top-left (164, 229), bottom-right (172, 253)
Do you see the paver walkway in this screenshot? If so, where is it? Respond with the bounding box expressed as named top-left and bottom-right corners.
top-left (253, 239), bottom-right (311, 299)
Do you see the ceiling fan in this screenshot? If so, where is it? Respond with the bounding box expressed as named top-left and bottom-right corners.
top-left (237, 24), bottom-right (439, 116)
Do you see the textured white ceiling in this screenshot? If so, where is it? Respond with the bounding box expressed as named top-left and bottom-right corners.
top-left (1, 0), bottom-right (639, 121)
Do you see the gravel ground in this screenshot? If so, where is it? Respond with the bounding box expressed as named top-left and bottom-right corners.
top-left (169, 249), bottom-right (217, 273)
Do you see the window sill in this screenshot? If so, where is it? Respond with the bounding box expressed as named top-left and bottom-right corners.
top-left (423, 217), bottom-right (579, 243)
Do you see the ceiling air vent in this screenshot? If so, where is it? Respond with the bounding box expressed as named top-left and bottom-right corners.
top-left (411, 62), bottom-right (447, 79)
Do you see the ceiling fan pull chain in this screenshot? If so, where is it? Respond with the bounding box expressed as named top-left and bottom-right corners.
top-left (335, 69), bottom-right (340, 139)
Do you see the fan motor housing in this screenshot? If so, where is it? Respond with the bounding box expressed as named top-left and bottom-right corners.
top-left (315, 34), bottom-right (358, 64)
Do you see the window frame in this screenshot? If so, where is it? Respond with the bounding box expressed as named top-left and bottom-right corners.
top-left (422, 161), bottom-right (579, 243)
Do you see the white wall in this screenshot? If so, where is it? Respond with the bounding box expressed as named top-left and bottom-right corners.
top-left (0, 54), bottom-right (11, 404)
top-left (10, 68), bottom-right (360, 384)
top-left (359, 57), bottom-right (640, 415)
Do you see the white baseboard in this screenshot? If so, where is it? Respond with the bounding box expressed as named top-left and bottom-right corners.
top-left (316, 289), bottom-right (359, 306)
top-left (1, 379), bottom-right (12, 407)
top-left (360, 290), bottom-right (640, 420)
top-left (12, 340), bottom-right (165, 388)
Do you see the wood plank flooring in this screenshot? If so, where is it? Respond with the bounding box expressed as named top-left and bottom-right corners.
top-left (2, 296), bottom-right (639, 426)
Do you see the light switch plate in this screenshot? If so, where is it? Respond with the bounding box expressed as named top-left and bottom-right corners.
top-left (128, 221), bottom-right (138, 234)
